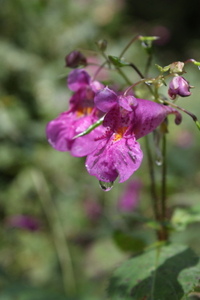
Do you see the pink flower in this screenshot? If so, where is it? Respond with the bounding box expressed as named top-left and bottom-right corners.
top-left (118, 179), bottom-right (142, 212)
top-left (85, 88), bottom-right (182, 183)
top-left (168, 76), bottom-right (191, 100)
top-left (46, 69), bottom-right (104, 157)
top-left (6, 215), bottom-right (40, 231)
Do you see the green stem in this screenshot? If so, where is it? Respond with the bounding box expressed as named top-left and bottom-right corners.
top-left (145, 51), bottom-right (153, 77)
top-left (92, 60), bottom-right (107, 81)
top-left (128, 63), bottom-right (154, 95)
top-left (145, 135), bottom-right (159, 222)
top-left (160, 133), bottom-right (169, 241)
top-left (119, 35), bottom-right (141, 58)
top-left (161, 133), bottom-right (167, 220)
top-left (30, 169), bottom-right (77, 297)
top-left (115, 67), bottom-right (132, 85)
top-left (162, 99), bottom-right (200, 132)
top-left (129, 62), bottom-right (145, 79)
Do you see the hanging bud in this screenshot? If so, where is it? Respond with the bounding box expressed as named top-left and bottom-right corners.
top-left (168, 76), bottom-right (191, 100)
top-left (96, 39), bottom-right (107, 52)
top-left (65, 50), bottom-right (87, 68)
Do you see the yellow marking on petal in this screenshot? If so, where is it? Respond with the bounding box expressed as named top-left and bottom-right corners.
top-left (76, 107), bottom-right (93, 117)
top-left (113, 127), bottom-right (128, 142)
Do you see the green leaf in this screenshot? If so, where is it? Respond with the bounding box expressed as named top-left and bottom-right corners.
top-left (171, 206), bottom-right (200, 231)
top-left (107, 244), bottom-right (200, 300)
top-left (139, 36), bottom-right (159, 42)
top-left (108, 55), bottom-right (130, 67)
top-left (155, 64), bottom-right (170, 73)
top-left (113, 229), bottom-right (146, 253)
top-left (73, 116), bottom-right (104, 139)
top-left (139, 36), bottom-right (159, 54)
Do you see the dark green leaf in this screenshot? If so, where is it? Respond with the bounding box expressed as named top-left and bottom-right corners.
top-left (107, 244), bottom-right (200, 300)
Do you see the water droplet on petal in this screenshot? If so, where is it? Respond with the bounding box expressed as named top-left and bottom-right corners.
top-left (99, 180), bottom-right (114, 192)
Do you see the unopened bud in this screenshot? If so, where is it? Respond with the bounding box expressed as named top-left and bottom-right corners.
top-left (96, 39), bottom-right (107, 52)
top-left (168, 76), bottom-right (191, 100)
top-left (169, 61), bottom-right (184, 73)
top-left (65, 51), bottom-right (87, 68)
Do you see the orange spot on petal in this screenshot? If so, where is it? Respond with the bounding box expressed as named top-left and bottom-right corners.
top-left (76, 107), bottom-right (93, 117)
top-left (113, 127), bottom-right (128, 142)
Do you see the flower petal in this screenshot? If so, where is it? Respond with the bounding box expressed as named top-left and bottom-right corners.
top-left (46, 112), bottom-right (74, 151)
top-left (131, 99), bottom-right (182, 139)
top-left (71, 120), bottom-right (104, 157)
top-left (94, 87), bottom-right (118, 112)
top-left (85, 136), bottom-right (143, 183)
top-left (118, 95), bottom-right (138, 111)
top-left (67, 69), bottom-right (90, 91)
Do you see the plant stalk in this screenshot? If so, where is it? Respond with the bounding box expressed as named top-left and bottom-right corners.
top-left (30, 169), bottom-right (77, 297)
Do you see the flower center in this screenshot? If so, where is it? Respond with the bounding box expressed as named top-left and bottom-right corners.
top-left (76, 107), bottom-right (93, 117)
top-left (113, 127), bottom-right (128, 142)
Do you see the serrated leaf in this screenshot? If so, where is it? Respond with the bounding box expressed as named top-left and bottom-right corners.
top-left (107, 244), bottom-right (200, 300)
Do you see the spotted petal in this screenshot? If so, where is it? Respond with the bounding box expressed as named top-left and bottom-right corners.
top-left (46, 112), bottom-right (102, 156)
top-left (131, 99), bottom-right (182, 139)
top-left (85, 136), bottom-right (143, 183)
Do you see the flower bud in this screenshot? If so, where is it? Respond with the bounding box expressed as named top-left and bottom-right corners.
top-left (169, 61), bottom-right (184, 73)
top-left (96, 39), bottom-right (107, 52)
top-left (168, 76), bottom-right (191, 100)
top-left (65, 51), bottom-right (87, 68)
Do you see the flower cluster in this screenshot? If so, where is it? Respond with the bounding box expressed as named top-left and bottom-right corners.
top-left (46, 67), bottom-right (182, 188)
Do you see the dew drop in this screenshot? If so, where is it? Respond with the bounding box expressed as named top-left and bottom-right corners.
top-left (155, 157), bottom-right (163, 166)
top-left (99, 180), bottom-right (114, 192)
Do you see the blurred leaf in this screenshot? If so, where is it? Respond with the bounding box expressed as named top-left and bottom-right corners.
top-left (171, 206), bottom-right (200, 231)
top-left (113, 229), bottom-right (146, 253)
top-left (0, 282), bottom-right (69, 300)
top-left (107, 244), bottom-right (200, 300)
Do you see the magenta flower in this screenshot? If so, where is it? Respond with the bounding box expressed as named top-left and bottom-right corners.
top-left (85, 87), bottom-right (182, 183)
top-left (168, 76), bottom-right (191, 100)
top-left (6, 215), bottom-right (40, 231)
top-left (46, 69), bottom-right (104, 157)
top-left (118, 179), bottom-right (142, 212)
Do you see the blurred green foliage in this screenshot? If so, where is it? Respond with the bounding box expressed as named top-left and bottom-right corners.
top-left (0, 0), bottom-right (200, 299)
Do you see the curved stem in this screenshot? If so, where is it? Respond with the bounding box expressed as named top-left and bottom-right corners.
top-left (119, 35), bottom-right (141, 58)
top-left (92, 60), bottom-right (107, 80)
top-left (30, 169), bottom-right (78, 297)
top-left (129, 62), bottom-right (145, 79)
top-left (162, 99), bottom-right (200, 131)
top-left (145, 50), bottom-right (153, 77)
top-left (115, 67), bottom-right (132, 85)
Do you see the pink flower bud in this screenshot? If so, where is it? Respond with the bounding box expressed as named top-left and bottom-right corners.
top-left (168, 76), bottom-right (191, 100)
top-left (65, 51), bottom-right (87, 68)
